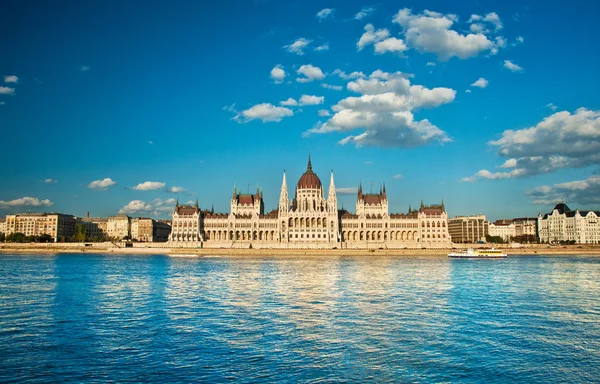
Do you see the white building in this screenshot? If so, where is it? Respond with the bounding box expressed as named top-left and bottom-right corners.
top-left (488, 220), bottom-right (516, 242)
top-left (4, 213), bottom-right (77, 242)
top-left (0, 218), bottom-right (5, 234)
top-left (107, 215), bottom-right (131, 240)
top-left (168, 156), bottom-right (451, 249)
top-left (538, 202), bottom-right (600, 244)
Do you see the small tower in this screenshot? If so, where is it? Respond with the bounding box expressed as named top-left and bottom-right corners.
top-left (279, 170), bottom-right (289, 213)
top-left (327, 170), bottom-right (337, 213)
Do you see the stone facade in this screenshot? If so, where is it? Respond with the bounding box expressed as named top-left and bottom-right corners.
top-left (168, 156), bottom-right (451, 249)
top-left (0, 218), bottom-right (5, 234)
top-left (132, 217), bottom-right (171, 242)
top-left (512, 217), bottom-right (538, 238)
top-left (447, 215), bottom-right (488, 243)
top-left (107, 215), bottom-right (131, 240)
top-left (538, 202), bottom-right (600, 244)
top-left (80, 217), bottom-right (108, 240)
top-left (488, 220), bottom-right (516, 242)
top-left (4, 213), bottom-right (77, 242)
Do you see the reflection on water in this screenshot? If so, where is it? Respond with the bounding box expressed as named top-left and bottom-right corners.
top-left (0, 254), bottom-right (599, 383)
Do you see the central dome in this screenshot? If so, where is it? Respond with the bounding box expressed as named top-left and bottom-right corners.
top-left (297, 155), bottom-right (322, 189)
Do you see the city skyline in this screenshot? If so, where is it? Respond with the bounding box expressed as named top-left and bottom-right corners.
top-left (1, 0), bottom-right (599, 221)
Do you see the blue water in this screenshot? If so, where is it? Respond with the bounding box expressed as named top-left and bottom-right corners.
top-left (0, 254), bottom-right (599, 383)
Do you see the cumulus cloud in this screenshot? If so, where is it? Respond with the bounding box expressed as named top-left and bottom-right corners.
top-left (88, 178), bottom-right (116, 190)
top-left (357, 24), bottom-right (390, 51)
top-left (235, 103), bottom-right (293, 123)
top-left (392, 8), bottom-right (500, 60)
top-left (299, 94), bottom-right (325, 106)
top-left (463, 108), bottom-right (600, 181)
top-left (166, 186), bottom-right (186, 193)
top-left (470, 77), bottom-right (489, 88)
top-left (426, 62), bottom-right (436, 66)
top-left (314, 43), bottom-right (330, 52)
top-left (546, 103), bottom-right (557, 111)
top-left (374, 37), bottom-right (408, 55)
top-left (305, 70), bottom-right (455, 148)
top-left (317, 8), bottom-right (334, 21)
top-left (336, 187), bottom-right (358, 195)
top-left (280, 98), bottom-right (298, 106)
top-left (118, 200), bottom-right (153, 215)
top-left (270, 64), bottom-right (286, 83)
top-left (355, 6), bottom-right (376, 20)
top-left (0, 86), bottom-right (15, 95)
top-left (0, 197), bottom-right (54, 208)
top-left (284, 38), bottom-right (311, 55)
top-left (43, 178), bottom-right (58, 183)
top-left (296, 64), bottom-right (325, 83)
top-left (318, 109), bottom-right (331, 117)
top-left (4, 75), bottom-right (18, 83)
top-left (321, 83), bottom-right (343, 91)
top-left (332, 69), bottom-right (366, 80)
top-left (527, 175), bottom-right (600, 205)
top-left (503, 60), bottom-right (524, 72)
top-left (132, 181), bottom-right (166, 191)
top-left (393, 174), bottom-right (403, 179)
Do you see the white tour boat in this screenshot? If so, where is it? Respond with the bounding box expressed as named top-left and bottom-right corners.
top-left (448, 247), bottom-right (507, 259)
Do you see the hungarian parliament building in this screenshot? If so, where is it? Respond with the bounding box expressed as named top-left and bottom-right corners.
top-left (168, 156), bottom-right (451, 249)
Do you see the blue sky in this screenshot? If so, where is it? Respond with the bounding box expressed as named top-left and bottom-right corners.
top-left (1, 0), bottom-right (599, 221)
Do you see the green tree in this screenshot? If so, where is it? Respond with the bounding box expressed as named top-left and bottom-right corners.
top-left (6, 232), bottom-right (26, 243)
top-left (0, 233), bottom-right (5, 242)
top-left (37, 234), bottom-right (53, 243)
top-left (73, 224), bottom-right (87, 242)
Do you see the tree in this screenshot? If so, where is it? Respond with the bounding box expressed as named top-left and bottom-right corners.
top-left (73, 224), bottom-right (87, 242)
top-left (6, 232), bottom-right (26, 243)
top-left (0, 233), bottom-right (4, 242)
top-left (37, 234), bottom-right (54, 243)
top-left (486, 234), bottom-right (506, 244)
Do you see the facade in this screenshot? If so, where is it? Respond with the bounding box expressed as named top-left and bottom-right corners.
top-left (168, 156), bottom-right (451, 249)
top-left (80, 217), bottom-right (108, 240)
top-left (0, 218), bottom-right (5, 234)
top-left (107, 215), bottom-right (131, 240)
top-left (4, 213), bottom-right (77, 242)
top-left (447, 215), bottom-right (488, 243)
top-left (538, 202), bottom-right (600, 244)
top-left (488, 220), bottom-right (516, 242)
top-left (512, 217), bottom-right (538, 239)
top-left (131, 218), bottom-right (171, 242)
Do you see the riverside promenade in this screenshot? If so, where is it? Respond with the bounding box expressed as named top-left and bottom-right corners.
top-left (2, 242), bottom-right (600, 256)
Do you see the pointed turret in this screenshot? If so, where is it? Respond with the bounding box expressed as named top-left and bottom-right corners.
top-left (327, 170), bottom-right (337, 212)
top-left (211, 204), bottom-right (214, 214)
top-left (279, 170), bottom-right (289, 213)
top-left (441, 199), bottom-right (445, 212)
top-left (195, 198), bottom-right (199, 208)
top-left (307, 153), bottom-right (312, 171)
top-left (383, 182), bottom-right (387, 199)
top-left (176, 198), bottom-right (179, 208)
top-left (358, 183), bottom-right (363, 200)
top-left (232, 184), bottom-right (236, 200)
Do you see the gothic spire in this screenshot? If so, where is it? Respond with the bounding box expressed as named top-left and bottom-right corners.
top-left (307, 153), bottom-right (312, 171)
top-left (195, 198), bottom-right (199, 208)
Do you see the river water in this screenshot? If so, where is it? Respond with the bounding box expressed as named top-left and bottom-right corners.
top-left (0, 254), bottom-right (599, 383)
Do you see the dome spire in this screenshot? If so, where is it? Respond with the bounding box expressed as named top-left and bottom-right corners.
top-left (307, 153), bottom-right (312, 171)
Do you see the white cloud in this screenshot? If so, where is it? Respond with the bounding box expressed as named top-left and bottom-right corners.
top-left (336, 187), bottom-right (358, 195)
top-left (43, 178), bottom-right (57, 183)
top-left (470, 77), bottom-right (489, 88)
top-left (305, 70), bottom-right (455, 148)
top-left (374, 37), bottom-right (408, 55)
top-left (118, 200), bottom-right (153, 215)
top-left (355, 6), bottom-right (376, 20)
top-left (318, 109), bottom-right (331, 117)
top-left (0, 86), bottom-right (15, 95)
top-left (299, 94), bottom-right (325, 106)
top-left (332, 69), bottom-right (365, 80)
top-left (426, 62), bottom-right (436, 66)
top-left (132, 181), bottom-right (166, 191)
top-left (465, 89), bottom-right (472, 93)
top-left (314, 43), bottom-right (330, 52)
top-left (393, 174), bottom-right (403, 179)
top-left (0, 197), bottom-right (54, 208)
top-left (296, 64), bottom-right (325, 83)
top-left (392, 8), bottom-right (500, 61)
top-left (321, 83), bottom-right (343, 91)
top-left (503, 60), bottom-right (524, 72)
top-left (80, 65), bottom-right (90, 72)
top-left (527, 175), bottom-right (600, 205)
top-left (270, 64), bottom-right (286, 83)
top-left (166, 186), bottom-right (186, 193)
top-left (516, 36), bottom-right (524, 43)
top-left (88, 178), bottom-right (116, 190)
top-left (483, 12), bottom-right (503, 31)
top-left (280, 98), bottom-right (298, 106)
top-left (4, 75), bottom-right (18, 83)
top-left (235, 103), bottom-right (293, 123)
top-left (546, 103), bottom-right (557, 111)
top-left (357, 24), bottom-right (390, 51)
top-left (317, 8), bottom-right (334, 21)
top-left (463, 108), bottom-right (600, 181)
top-left (284, 38), bottom-right (311, 55)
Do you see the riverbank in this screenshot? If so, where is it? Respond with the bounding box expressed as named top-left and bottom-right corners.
top-left (2, 243), bottom-right (600, 256)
